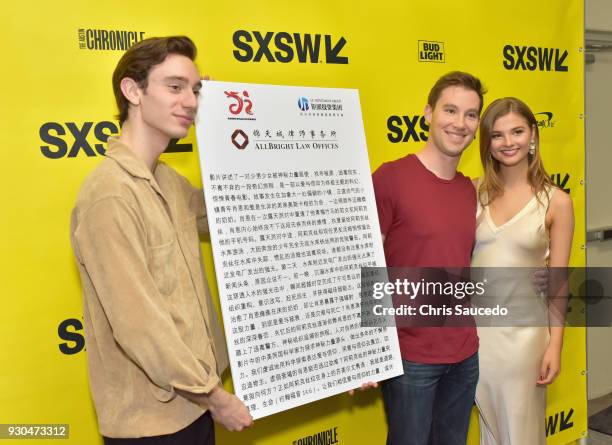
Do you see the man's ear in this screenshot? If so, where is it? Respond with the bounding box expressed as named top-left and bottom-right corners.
top-left (424, 103), bottom-right (433, 123)
top-left (120, 77), bottom-right (142, 106)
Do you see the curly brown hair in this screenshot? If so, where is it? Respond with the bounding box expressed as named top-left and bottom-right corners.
top-left (112, 36), bottom-right (197, 126)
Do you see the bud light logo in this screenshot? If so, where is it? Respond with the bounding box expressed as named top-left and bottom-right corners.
top-left (298, 97), bottom-right (310, 111)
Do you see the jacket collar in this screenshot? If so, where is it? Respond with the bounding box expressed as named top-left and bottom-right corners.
top-left (105, 137), bottom-right (155, 181)
top-left (105, 137), bottom-right (168, 201)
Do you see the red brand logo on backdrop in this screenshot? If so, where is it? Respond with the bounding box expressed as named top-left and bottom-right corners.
top-left (225, 91), bottom-right (254, 116)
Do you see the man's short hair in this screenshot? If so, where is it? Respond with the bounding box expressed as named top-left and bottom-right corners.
top-left (427, 71), bottom-right (486, 113)
top-left (112, 36), bottom-right (197, 126)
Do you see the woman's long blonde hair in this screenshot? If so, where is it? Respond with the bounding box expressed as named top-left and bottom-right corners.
top-left (478, 97), bottom-right (554, 207)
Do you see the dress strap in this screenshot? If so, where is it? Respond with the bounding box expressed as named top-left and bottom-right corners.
top-left (539, 185), bottom-right (556, 211)
top-left (474, 177), bottom-right (486, 222)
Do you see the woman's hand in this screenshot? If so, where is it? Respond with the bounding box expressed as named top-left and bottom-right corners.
top-left (537, 343), bottom-right (561, 386)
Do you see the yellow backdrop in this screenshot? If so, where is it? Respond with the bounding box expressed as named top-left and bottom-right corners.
top-left (0, 1), bottom-right (585, 444)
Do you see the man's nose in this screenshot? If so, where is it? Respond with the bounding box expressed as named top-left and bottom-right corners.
top-left (183, 90), bottom-right (198, 110)
top-left (454, 114), bottom-right (466, 129)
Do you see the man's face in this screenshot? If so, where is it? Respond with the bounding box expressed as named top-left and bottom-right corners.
top-left (424, 86), bottom-right (481, 158)
top-left (138, 54), bottom-right (201, 140)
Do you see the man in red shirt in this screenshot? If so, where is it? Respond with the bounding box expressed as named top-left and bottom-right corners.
top-left (373, 72), bottom-right (485, 445)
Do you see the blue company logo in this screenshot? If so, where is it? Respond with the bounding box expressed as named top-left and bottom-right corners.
top-left (298, 97), bottom-right (310, 111)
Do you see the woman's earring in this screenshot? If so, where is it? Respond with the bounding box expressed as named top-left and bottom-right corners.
top-left (529, 141), bottom-right (536, 156)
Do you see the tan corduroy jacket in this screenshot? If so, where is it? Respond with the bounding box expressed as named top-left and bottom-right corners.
top-left (70, 137), bottom-right (228, 438)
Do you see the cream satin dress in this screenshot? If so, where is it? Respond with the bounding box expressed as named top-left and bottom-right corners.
top-left (471, 187), bottom-right (555, 445)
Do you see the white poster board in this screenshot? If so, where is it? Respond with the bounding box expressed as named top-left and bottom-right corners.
top-left (195, 81), bottom-right (402, 419)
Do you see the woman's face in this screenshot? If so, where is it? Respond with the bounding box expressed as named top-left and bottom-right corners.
top-left (488, 112), bottom-right (534, 168)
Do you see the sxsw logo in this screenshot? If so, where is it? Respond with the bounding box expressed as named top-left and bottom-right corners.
top-left (39, 121), bottom-right (191, 159)
top-left (535, 111), bottom-right (556, 129)
top-left (546, 408), bottom-right (574, 436)
top-left (232, 30), bottom-right (348, 64)
top-left (503, 45), bottom-right (568, 72)
top-left (387, 115), bottom-right (429, 143)
top-left (418, 40), bottom-right (445, 63)
top-left (78, 28), bottom-right (145, 51)
top-left (58, 318), bottom-right (85, 355)
top-left (551, 172), bottom-right (570, 193)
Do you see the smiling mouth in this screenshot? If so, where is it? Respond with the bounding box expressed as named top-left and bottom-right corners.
top-left (500, 148), bottom-right (519, 156)
top-left (445, 131), bottom-right (466, 141)
top-left (176, 115), bottom-right (194, 126)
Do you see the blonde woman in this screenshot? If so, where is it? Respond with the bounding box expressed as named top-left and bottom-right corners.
top-left (471, 97), bottom-right (574, 444)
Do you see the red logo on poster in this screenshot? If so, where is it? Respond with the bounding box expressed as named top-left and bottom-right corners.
top-left (225, 90), bottom-right (254, 115)
top-left (231, 129), bottom-right (249, 150)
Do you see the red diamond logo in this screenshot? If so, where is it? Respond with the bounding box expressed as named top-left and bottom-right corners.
top-left (231, 129), bottom-right (249, 150)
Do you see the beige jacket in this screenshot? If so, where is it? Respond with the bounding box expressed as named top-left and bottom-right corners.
top-left (70, 137), bottom-right (228, 438)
